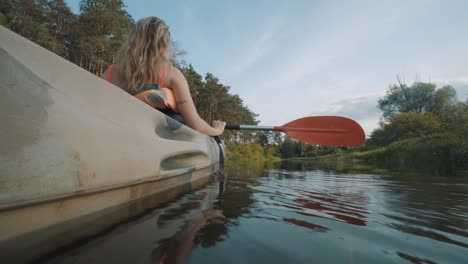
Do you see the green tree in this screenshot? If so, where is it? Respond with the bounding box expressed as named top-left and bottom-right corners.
top-left (443, 101), bottom-right (468, 137)
top-left (378, 81), bottom-right (436, 119)
top-left (279, 137), bottom-right (295, 158)
top-left (371, 81), bottom-right (465, 145)
top-left (180, 66), bottom-right (259, 144)
top-left (255, 132), bottom-right (269, 147)
top-left (43, 0), bottom-right (77, 59)
top-left (2, 0), bottom-right (50, 46)
top-left (76, 0), bottom-right (133, 74)
top-left (369, 112), bottom-right (443, 146)
top-left (432, 85), bottom-right (458, 123)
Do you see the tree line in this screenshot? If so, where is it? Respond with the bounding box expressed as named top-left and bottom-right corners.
top-left (1, 0), bottom-right (133, 75)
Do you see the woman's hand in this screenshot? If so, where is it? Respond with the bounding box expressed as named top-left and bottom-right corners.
top-left (211, 120), bottom-right (226, 136)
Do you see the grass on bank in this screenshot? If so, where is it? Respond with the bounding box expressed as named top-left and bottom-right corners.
top-left (309, 133), bottom-right (467, 172)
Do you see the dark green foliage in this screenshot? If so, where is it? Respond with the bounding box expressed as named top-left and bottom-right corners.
top-left (77, 0), bottom-right (133, 74)
top-left (44, 0), bottom-right (77, 59)
top-left (2, 0), bottom-right (133, 73)
top-left (278, 137), bottom-right (341, 159)
top-left (378, 82), bottom-right (437, 119)
top-left (433, 85), bottom-right (458, 117)
top-left (368, 112), bottom-right (443, 146)
top-left (2, 0), bottom-right (50, 46)
top-left (181, 65), bottom-right (260, 144)
top-left (1, 0), bottom-right (77, 58)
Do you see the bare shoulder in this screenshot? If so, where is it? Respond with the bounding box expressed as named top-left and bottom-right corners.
top-left (166, 66), bottom-right (187, 87)
top-left (167, 66), bottom-right (184, 80)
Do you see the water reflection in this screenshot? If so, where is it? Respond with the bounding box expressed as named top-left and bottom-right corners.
top-left (259, 168), bottom-right (370, 231)
top-left (37, 160), bottom-right (468, 264)
top-left (292, 190), bottom-right (369, 227)
top-left (282, 218), bottom-right (330, 232)
top-left (157, 209), bottom-right (225, 264)
top-left (37, 178), bottom-right (224, 264)
top-left (379, 173), bottom-right (468, 249)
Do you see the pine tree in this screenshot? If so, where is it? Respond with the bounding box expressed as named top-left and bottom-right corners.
top-left (76, 0), bottom-right (133, 74)
top-left (43, 0), bottom-right (77, 59)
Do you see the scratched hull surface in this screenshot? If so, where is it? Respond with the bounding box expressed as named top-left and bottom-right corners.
top-left (0, 25), bottom-right (222, 261)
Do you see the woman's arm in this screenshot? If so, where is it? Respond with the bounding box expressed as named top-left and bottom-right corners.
top-left (168, 67), bottom-right (225, 136)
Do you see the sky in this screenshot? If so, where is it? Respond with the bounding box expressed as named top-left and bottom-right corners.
top-left (67, 0), bottom-right (468, 135)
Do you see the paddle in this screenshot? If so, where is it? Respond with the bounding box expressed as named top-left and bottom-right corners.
top-left (225, 116), bottom-right (365, 147)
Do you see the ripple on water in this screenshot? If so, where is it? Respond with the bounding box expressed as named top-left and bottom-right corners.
top-left (35, 163), bottom-right (468, 264)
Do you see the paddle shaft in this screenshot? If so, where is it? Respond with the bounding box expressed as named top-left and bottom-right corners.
top-left (226, 124), bottom-right (348, 133)
top-left (225, 124), bottom-right (274, 131)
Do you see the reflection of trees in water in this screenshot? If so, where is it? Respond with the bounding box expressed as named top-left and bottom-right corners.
top-left (279, 159), bottom-right (375, 175)
top-left (192, 165), bottom-right (264, 248)
top-left (281, 157), bottom-right (468, 177)
top-left (381, 174), bottom-right (468, 248)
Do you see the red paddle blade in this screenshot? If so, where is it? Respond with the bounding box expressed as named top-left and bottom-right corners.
top-left (275, 116), bottom-right (365, 146)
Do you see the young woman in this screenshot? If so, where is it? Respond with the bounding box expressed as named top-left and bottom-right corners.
top-left (103, 16), bottom-right (225, 136)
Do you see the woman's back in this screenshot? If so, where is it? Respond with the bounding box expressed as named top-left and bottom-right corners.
top-left (105, 63), bottom-right (168, 94)
top-left (103, 16), bottom-right (225, 136)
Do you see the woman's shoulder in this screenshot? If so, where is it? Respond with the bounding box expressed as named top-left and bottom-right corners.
top-left (166, 64), bottom-right (183, 76)
top-left (165, 65), bottom-right (185, 85)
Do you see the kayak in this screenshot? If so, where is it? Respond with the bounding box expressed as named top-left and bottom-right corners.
top-left (0, 25), bottom-right (223, 260)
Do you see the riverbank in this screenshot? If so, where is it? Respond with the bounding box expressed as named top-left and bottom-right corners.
top-left (225, 142), bottom-right (282, 163)
top-left (297, 134), bottom-right (467, 175)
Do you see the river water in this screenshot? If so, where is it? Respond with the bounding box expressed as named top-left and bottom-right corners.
top-left (45, 161), bottom-right (467, 264)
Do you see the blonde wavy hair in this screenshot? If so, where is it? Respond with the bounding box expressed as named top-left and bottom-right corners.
top-left (116, 16), bottom-right (173, 90)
